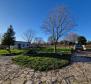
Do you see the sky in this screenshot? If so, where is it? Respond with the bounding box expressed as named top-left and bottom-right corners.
top-left (0, 0), bottom-right (91, 41)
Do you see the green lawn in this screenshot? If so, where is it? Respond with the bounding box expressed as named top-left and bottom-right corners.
top-left (0, 49), bottom-right (27, 55)
top-left (0, 47), bottom-right (72, 56)
top-left (29, 47), bottom-right (72, 53)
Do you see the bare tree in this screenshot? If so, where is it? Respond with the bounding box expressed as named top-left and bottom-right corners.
top-left (64, 32), bottom-right (78, 43)
top-left (22, 29), bottom-right (34, 48)
top-left (47, 36), bottom-right (54, 45)
top-left (0, 33), bottom-right (2, 44)
top-left (42, 5), bottom-right (76, 53)
top-left (34, 37), bottom-right (45, 46)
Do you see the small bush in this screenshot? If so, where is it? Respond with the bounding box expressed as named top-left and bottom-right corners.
top-left (12, 55), bottom-right (70, 71)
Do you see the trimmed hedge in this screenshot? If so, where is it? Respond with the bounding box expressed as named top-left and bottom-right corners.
top-left (12, 54), bottom-right (70, 71)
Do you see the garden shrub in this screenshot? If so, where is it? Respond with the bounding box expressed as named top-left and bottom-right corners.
top-left (12, 55), bottom-right (70, 71)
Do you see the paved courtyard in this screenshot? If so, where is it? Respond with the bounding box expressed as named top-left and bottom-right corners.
top-left (0, 51), bottom-right (91, 84)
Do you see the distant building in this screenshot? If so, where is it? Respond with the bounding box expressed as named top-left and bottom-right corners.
top-left (13, 41), bottom-right (30, 49)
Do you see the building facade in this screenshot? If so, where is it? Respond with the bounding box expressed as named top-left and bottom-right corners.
top-left (13, 41), bottom-right (30, 49)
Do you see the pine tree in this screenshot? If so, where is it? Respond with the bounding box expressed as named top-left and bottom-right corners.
top-left (78, 36), bottom-right (87, 45)
top-left (2, 25), bottom-right (15, 52)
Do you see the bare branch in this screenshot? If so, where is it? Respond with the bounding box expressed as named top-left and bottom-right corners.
top-left (22, 29), bottom-right (35, 44)
top-left (42, 5), bottom-right (76, 52)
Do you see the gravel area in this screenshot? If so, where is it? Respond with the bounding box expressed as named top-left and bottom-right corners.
top-left (0, 51), bottom-right (91, 84)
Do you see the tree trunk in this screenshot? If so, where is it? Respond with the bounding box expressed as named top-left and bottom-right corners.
top-left (7, 45), bottom-right (11, 54)
top-left (9, 45), bottom-right (11, 54)
top-left (54, 42), bottom-right (57, 53)
top-left (27, 41), bottom-right (31, 48)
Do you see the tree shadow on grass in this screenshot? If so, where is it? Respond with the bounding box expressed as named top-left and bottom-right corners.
top-left (24, 51), bottom-right (71, 60)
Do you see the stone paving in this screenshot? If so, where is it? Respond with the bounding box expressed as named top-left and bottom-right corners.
top-left (0, 52), bottom-right (91, 84)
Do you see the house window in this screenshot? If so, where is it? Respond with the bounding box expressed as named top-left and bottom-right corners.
top-left (27, 44), bottom-right (29, 46)
top-left (18, 44), bottom-right (21, 49)
top-left (23, 44), bottom-right (25, 47)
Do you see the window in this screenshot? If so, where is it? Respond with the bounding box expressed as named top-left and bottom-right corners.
top-left (27, 44), bottom-right (29, 46)
top-left (23, 44), bottom-right (25, 47)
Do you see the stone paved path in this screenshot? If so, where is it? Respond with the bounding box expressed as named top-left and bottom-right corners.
top-left (0, 51), bottom-right (91, 84)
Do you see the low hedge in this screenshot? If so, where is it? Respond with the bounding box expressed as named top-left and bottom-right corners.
top-left (12, 55), bottom-right (70, 71)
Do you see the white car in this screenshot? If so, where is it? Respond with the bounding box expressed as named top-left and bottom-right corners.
top-left (74, 44), bottom-right (86, 51)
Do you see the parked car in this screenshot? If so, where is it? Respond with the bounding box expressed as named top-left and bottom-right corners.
top-left (74, 44), bottom-right (86, 51)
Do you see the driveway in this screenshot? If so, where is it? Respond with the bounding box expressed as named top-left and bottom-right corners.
top-left (73, 50), bottom-right (91, 56)
top-left (71, 50), bottom-right (91, 62)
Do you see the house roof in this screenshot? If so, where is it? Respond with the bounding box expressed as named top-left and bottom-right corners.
top-left (15, 41), bottom-right (29, 43)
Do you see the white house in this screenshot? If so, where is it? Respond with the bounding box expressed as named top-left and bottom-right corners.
top-left (13, 41), bottom-right (30, 49)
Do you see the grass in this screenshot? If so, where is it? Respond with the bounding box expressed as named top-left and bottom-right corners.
top-left (12, 53), bottom-right (71, 71)
top-left (42, 47), bottom-right (71, 53)
top-left (35, 47), bottom-right (71, 52)
top-left (0, 49), bottom-right (27, 55)
top-left (24, 47), bottom-right (72, 55)
top-left (0, 47), bottom-right (72, 56)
